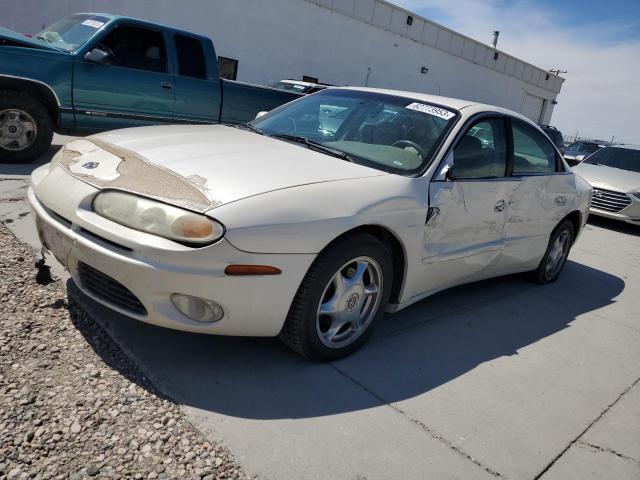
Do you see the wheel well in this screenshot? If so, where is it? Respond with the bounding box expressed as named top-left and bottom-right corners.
top-left (0, 77), bottom-right (60, 126)
top-left (562, 211), bottom-right (582, 244)
top-left (326, 225), bottom-right (407, 304)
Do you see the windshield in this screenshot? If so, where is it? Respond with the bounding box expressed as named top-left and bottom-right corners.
top-left (268, 82), bottom-right (309, 93)
top-left (250, 89), bottom-right (458, 174)
top-left (566, 142), bottom-right (600, 155)
top-left (584, 147), bottom-right (640, 173)
top-left (35, 14), bottom-right (109, 52)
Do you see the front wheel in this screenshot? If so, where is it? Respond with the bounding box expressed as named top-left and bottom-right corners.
top-left (0, 90), bottom-right (53, 164)
top-left (531, 220), bottom-right (574, 284)
top-left (279, 234), bottom-right (393, 361)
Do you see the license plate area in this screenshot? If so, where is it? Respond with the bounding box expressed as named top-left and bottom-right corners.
top-left (36, 217), bottom-right (72, 266)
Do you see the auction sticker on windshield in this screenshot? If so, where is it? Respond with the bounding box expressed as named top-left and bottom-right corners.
top-left (406, 103), bottom-right (456, 120)
top-left (81, 19), bottom-right (105, 29)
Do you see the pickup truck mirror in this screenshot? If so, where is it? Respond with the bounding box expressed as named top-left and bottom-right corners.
top-left (84, 48), bottom-right (111, 66)
top-left (255, 111), bottom-right (268, 120)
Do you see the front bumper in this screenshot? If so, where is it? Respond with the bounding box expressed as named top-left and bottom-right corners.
top-left (588, 186), bottom-right (640, 226)
top-left (28, 166), bottom-right (315, 337)
top-left (589, 206), bottom-right (640, 225)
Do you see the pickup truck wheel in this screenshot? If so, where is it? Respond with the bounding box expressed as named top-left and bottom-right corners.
top-left (279, 233), bottom-right (392, 361)
top-left (0, 90), bottom-right (53, 164)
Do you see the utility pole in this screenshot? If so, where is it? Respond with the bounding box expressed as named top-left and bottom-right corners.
top-left (492, 31), bottom-right (500, 48)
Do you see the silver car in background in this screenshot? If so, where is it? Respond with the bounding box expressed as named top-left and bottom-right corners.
top-left (573, 145), bottom-right (640, 225)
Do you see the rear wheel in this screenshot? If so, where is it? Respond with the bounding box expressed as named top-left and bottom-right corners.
top-left (0, 90), bottom-right (53, 164)
top-left (531, 220), bottom-right (574, 284)
top-left (279, 234), bottom-right (392, 361)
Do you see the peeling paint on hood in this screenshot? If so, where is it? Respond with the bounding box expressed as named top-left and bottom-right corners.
top-left (60, 138), bottom-right (219, 212)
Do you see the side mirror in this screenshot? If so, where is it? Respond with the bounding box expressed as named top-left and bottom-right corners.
top-left (445, 167), bottom-right (457, 181)
top-left (84, 48), bottom-right (111, 66)
top-left (255, 111), bottom-right (268, 120)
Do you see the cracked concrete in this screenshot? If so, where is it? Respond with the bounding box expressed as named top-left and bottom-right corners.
top-left (1, 134), bottom-right (639, 479)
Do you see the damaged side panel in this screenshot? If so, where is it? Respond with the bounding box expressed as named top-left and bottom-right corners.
top-left (60, 139), bottom-right (220, 212)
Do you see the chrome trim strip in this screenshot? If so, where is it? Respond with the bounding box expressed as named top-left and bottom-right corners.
top-left (79, 109), bottom-right (216, 124)
top-left (0, 74), bottom-right (63, 107)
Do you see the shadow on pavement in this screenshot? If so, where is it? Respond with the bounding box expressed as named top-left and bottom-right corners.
top-left (587, 215), bottom-right (640, 237)
top-left (67, 258), bottom-right (625, 420)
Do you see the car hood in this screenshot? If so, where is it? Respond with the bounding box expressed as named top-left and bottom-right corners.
top-left (59, 124), bottom-right (386, 212)
top-left (572, 163), bottom-right (640, 192)
top-left (0, 27), bottom-right (64, 51)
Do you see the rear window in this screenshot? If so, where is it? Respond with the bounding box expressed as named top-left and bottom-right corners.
top-left (175, 34), bottom-right (207, 79)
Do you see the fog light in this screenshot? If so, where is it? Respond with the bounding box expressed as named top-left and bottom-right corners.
top-left (171, 294), bottom-right (224, 323)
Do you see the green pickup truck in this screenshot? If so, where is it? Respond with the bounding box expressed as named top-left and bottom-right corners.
top-left (0, 13), bottom-right (303, 162)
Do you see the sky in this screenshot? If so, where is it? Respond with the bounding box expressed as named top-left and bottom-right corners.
top-left (394, 0), bottom-right (640, 144)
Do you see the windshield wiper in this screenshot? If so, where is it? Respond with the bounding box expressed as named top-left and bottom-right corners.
top-left (36, 35), bottom-right (52, 44)
top-left (270, 134), bottom-right (354, 162)
top-left (233, 123), bottom-right (266, 135)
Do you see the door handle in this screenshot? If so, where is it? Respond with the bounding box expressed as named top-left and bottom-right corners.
top-left (160, 81), bottom-right (174, 90)
top-left (555, 196), bottom-right (567, 206)
top-left (494, 199), bottom-right (506, 212)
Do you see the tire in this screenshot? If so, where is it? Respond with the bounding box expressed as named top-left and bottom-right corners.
top-left (531, 220), bottom-right (574, 284)
top-left (0, 90), bottom-right (54, 164)
top-left (279, 233), bottom-right (393, 361)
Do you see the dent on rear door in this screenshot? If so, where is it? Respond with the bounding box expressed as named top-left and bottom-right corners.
top-left (501, 174), bottom-right (576, 267)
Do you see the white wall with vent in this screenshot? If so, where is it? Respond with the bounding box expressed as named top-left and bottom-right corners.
top-left (4, 0), bottom-right (565, 123)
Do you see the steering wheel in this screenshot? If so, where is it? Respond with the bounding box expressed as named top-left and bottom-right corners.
top-left (391, 140), bottom-right (427, 159)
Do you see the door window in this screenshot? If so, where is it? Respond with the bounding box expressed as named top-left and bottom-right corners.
top-left (512, 120), bottom-right (558, 174)
top-left (451, 118), bottom-right (508, 179)
top-left (175, 35), bottom-right (207, 79)
top-left (218, 57), bottom-right (238, 80)
top-left (97, 25), bottom-right (167, 73)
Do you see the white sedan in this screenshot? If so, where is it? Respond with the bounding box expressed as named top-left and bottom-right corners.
top-left (29, 88), bottom-right (591, 360)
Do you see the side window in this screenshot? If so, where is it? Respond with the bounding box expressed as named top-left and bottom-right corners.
top-left (98, 25), bottom-right (167, 73)
top-left (451, 118), bottom-right (507, 179)
top-left (218, 57), bottom-right (238, 80)
top-left (175, 35), bottom-right (207, 79)
top-left (512, 121), bottom-right (557, 174)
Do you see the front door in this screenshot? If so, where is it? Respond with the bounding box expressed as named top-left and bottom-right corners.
top-left (418, 117), bottom-right (520, 296)
top-left (73, 23), bottom-right (175, 131)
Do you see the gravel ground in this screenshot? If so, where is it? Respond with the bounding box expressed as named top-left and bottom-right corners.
top-left (0, 223), bottom-right (249, 480)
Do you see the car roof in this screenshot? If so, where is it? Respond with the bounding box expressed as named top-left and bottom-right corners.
top-left (280, 80), bottom-right (320, 87)
top-left (75, 12), bottom-right (209, 39)
top-left (608, 144), bottom-right (640, 151)
top-left (333, 87), bottom-right (537, 124)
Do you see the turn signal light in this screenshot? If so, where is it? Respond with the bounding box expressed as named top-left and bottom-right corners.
top-left (224, 265), bottom-right (282, 276)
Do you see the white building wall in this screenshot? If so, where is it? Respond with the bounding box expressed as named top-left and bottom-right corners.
top-left (2, 0), bottom-right (564, 124)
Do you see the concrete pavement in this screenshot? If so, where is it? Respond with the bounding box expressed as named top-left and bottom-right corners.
top-left (1, 134), bottom-right (639, 479)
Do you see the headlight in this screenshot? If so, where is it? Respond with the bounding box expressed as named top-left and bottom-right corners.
top-left (93, 191), bottom-right (224, 245)
top-left (49, 149), bottom-right (63, 173)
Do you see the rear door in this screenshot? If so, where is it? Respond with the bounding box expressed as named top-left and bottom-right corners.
top-left (499, 118), bottom-right (576, 269)
top-left (419, 116), bottom-right (520, 295)
top-left (73, 23), bottom-right (175, 130)
top-left (171, 34), bottom-right (221, 123)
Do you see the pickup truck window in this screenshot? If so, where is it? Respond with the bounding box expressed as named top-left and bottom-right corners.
top-left (99, 25), bottom-right (167, 73)
top-left (219, 57), bottom-right (238, 80)
top-left (35, 14), bottom-right (109, 52)
top-left (175, 35), bottom-right (207, 79)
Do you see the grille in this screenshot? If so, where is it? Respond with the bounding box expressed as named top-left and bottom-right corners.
top-left (78, 263), bottom-right (147, 315)
top-left (591, 188), bottom-right (632, 213)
